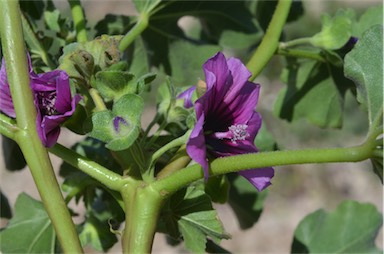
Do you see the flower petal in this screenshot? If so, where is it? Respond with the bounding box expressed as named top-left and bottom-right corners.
top-left (238, 167), bottom-right (274, 191)
top-left (177, 86), bottom-right (196, 108)
top-left (186, 112), bottom-right (209, 178)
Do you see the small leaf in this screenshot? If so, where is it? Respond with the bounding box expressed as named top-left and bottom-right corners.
top-left (205, 175), bottom-right (230, 204)
top-left (227, 174), bottom-right (268, 229)
top-left (0, 193), bottom-right (55, 253)
top-left (291, 200), bottom-right (383, 253)
top-left (344, 25), bottom-right (383, 130)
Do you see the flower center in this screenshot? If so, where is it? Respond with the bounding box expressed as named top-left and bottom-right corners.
top-left (228, 124), bottom-right (249, 143)
top-left (113, 116), bottom-right (128, 133)
top-left (37, 91), bottom-right (57, 115)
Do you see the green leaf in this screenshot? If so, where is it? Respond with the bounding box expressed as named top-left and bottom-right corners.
top-left (0, 193), bottom-right (55, 253)
top-left (169, 41), bottom-right (221, 86)
top-left (344, 25), bottom-right (383, 130)
top-left (1, 135), bottom-right (26, 171)
top-left (132, 0), bottom-right (161, 14)
top-left (205, 175), bottom-right (230, 204)
top-left (219, 30), bottom-right (263, 49)
top-left (227, 174), bottom-right (268, 229)
top-left (354, 6), bottom-right (383, 37)
top-left (310, 9), bottom-right (354, 50)
top-left (291, 200), bottom-right (383, 253)
top-left (89, 94), bottom-right (144, 151)
top-left (160, 183), bottom-right (229, 253)
top-left (274, 57), bottom-right (354, 128)
top-left (44, 10), bottom-right (61, 33)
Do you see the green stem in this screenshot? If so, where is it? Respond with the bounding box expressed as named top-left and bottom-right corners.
top-left (152, 142), bottom-right (376, 196)
top-left (89, 88), bottom-right (107, 111)
top-left (121, 183), bottom-right (165, 253)
top-left (156, 148), bottom-right (191, 179)
top-left (246, 0), bottom-right (292, 80)
top-left (119, 13), bottom-right (149, 52)
top-left (276, 46), bottom-right (326, 62)
top-left (280, 37), bottom-right (313, 48)
top-left (0, 114), bottom-right (17, 139)
top-left (49, 143), bottom-right (125, 191)
top-left (0, 1), bottom-right (82, 252)
top-left (68, 0), bottom-right (87, 42)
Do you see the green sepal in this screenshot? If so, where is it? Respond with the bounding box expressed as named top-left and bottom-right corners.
top-left (94, 70), bottom-right (135, 101)
top-left (89, 94), bottom-right (144, 151)
top-left (310, 9), bottom-right (354, 50)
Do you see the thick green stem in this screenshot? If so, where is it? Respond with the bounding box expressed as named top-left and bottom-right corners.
top-left (49, 143), bottom-right (125, 191)
top-left (152, 142), bottom-right (376, 196)
top-left (121, 183), bottom-right (164, 253)
top-left (0, 1), bottom-right (82, 252)
top-left (246, 0), bottom-right (292, 80)
top-left (119, 13), bottom-right (149, 52)
top-left (0, 114), bottom-right (17, 139)
top-left (69, 0), bottom-right (87, 42)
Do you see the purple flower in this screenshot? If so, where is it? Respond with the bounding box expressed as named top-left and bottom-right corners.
top-left (184, 52), bottom-right (274, 191)
top-left (0, 55), bottom-right (81, 147)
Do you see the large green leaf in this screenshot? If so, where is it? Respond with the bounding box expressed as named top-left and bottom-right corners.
top-left (291, 200), bottom-right (383, 253)
top-left (168, 41), bottom-right (221, 87)
top-left (227, 174), bottom-right (268, 229)
top-left (274, 58), bottom-right (353, 128)
top-left (344, 25), bottom-right (383, 130)
top-left (354, 6), bottom-right (383, 37)
top-left (0, 193), bottom-right (55, 253)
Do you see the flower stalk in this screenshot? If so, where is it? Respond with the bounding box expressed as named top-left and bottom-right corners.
top-left (119, 12), bottom-right (149, 52)
top-left (69, 0), bottom-right (88, 42)
top-left (0, 0), bottom-right (82, 252)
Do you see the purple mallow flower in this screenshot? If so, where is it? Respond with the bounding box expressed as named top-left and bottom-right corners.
top-left (183, 52), bottom-right (274, 191)
top-left (0, 56), bottom-right (81, 147)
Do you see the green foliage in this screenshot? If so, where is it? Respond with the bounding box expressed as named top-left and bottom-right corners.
top-left (274, 57), bottom-right (353, 128)
top-left (169, 41), bottom-right (221, 86)
top-left (309, 9), bottom-right (354, 50)
top-left (354, 6), bottom-right (383, 37)
top-left (0, 193), bottom-right (55, 253)
top-left (344, 25), bottom-right (383, 130)
top-left (291, 200), bottom-right (383, 253)
top-left (159, 183), bottom-right (229, 253)
top-left (227, 174), bottom-right (268, 229)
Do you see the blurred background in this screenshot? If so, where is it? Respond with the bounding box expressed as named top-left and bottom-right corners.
top-left (1, 0), bottom-right (382, 253)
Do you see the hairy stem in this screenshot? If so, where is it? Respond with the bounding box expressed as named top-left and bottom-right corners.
top-left (246, 0), bottom-right (292, 80)
top-left (69, 0), bottom-right (88, 42)
top-left (0, 1), bottom-right (82, 252)
top-left (119, 13), bottom-right (149, 52)
top-left (276, 46), bottom-right (326, 62)
top-left (49, 143), bottom-right (125, 191)
top-left (121, 183), bottom-right (164, 254)
top-left (152, 141), bottom-right (376, 196)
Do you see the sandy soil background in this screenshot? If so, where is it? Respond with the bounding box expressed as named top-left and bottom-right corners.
top-left (1, 1), bottom-right (382, 253)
